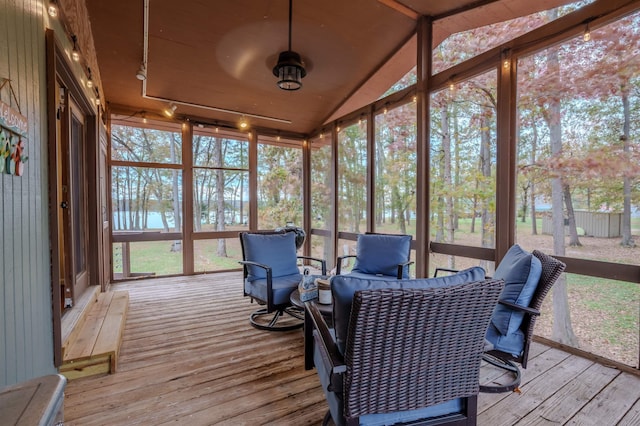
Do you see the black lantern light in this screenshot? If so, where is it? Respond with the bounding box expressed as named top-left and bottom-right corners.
top-left (272, 0), bottom-right (306, 90)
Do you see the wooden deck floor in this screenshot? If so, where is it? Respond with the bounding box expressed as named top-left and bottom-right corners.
top-left (64, 273), bottom-right (640, 425)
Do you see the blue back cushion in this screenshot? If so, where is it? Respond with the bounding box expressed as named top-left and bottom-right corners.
top-left (491, 244), bottom-right (542, 336)
top-left (242, 232), bottom-right (299, 281)
top-left (331, 266), bottom-right (486, 354)
top-left (352, 234), bottom-right (412, 278)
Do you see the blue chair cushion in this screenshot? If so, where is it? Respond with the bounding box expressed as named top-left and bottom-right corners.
top-left (359, 399), bottom-right (463, 426)
top-left (341, 271), bottom-right (400, 280)
top-left (242, 232), bottom-right (299, 280)
top-left (352, 234), bottom-right (412, 278)
top-left (244, 273), bottom-right (302, 305)
top-left (491, 244), bottom-right (542, 336)
top-left (331, 266), bottom-right (486, 355)
top-left (485, 322), bottom-right (525, 358)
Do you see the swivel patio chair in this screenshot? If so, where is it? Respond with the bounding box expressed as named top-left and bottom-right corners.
top-left (434, 244), bottom-right (566, 393)
top-left (481, 247), bottom-right (566, 392)
top-left (239, 230), bottom-right (326, 331)
top-left (306, 276), bottom-right (504, 426)
top-left (335, 232), bottom-right (413, 279)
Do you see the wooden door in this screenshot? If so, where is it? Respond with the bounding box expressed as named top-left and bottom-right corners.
top-left (60, 96), bottom-right (90, 308)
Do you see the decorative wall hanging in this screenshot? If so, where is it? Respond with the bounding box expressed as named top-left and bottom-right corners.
top-left (0, 78), bottom-right (28, 177)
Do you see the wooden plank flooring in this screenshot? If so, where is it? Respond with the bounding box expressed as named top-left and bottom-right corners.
top-left (64, 273), bottom-right (640, 425)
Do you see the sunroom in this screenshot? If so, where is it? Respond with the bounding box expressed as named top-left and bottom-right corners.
top-left (1, 0), bottom-right (639, 424)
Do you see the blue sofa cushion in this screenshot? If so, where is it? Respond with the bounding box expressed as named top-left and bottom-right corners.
top-left (352, 234), bottom-right (412, 278)
top-left (242, 232), bottom-right (299, 281)
top-left (491, 244), bottom-right (542, 336)
top-left (331, 266), bottom-right (486, 355)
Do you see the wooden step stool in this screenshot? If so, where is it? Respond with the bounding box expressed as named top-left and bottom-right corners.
top-left (60, 291), bottom-right (129, 380)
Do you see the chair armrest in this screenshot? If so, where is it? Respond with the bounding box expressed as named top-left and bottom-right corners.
top-left (305, 301), bottom-right (346, 374)
top-left (498, 299), bottom-right (540, 316)
top-left (297, 256), bottom-right (327, 275)
top-left (238, 260), bottom-right (272, 277)
top-left (396, 260), bottom-right (414, 279)
top-left (433, 267), bottom-right (460, 277)
top-left (336, 255), bottom-right (356, 275)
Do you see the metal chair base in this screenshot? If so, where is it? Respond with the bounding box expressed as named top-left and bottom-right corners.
top-left (322, 410), bottom-right (332, 426)
top-left (479, 353), bottom-right (522, 393)
top-left (249, 306), bottom-right (304, 331)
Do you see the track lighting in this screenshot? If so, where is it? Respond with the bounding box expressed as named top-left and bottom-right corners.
top-left (136, 63), bottom-right (147, 81)
top-left (239, 117), bottom-right (249, 129)
top-left (164, 103), bottom-right (177, 117)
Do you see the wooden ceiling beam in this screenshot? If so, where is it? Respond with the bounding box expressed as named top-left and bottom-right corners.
top-left (378, 0), bottom-right (420, 20)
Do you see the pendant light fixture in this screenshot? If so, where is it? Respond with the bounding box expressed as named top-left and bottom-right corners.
top-left (273, 0), bottom-right (306, 91)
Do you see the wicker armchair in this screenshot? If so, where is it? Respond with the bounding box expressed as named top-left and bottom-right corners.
top-left (481, 249), bottom-right (566, 392)
top-left (434, 247), bottom-right (566, 393)
top-left (306, 279), bottom-right (504, 426)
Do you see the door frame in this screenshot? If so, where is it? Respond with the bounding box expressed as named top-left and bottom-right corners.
top-left (46, 29), bottom-right (102, 367)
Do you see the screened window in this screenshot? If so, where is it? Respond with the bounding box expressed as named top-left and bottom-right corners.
top-left (310, 132), bottom-right (334, 261)
top-left (193, 128), bottom-right (249, 232)
top-left (338, 120), bottom-right (367, 234)
top-left (515, 11), bottom-right (640, 367)
top-left (430, 70), bottom-right (497, 258)
top-left (374, 101), bottom-right (417, 237)
top-left (257, 137), bottom-right (303, 230)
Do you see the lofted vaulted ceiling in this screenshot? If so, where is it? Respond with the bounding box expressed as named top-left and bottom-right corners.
top-left (86, 0), bottom-right (574, 135)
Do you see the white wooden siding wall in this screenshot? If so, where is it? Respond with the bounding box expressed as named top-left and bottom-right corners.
top-left (0, 0), bottom-right (55, 386)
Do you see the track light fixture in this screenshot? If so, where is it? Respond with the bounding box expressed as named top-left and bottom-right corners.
top-left (272, 0), bottom-right (306, 90)
top-left (164, 103), bottom-right (177, 117)
top-left (136, 63), bottom-right (147, 81)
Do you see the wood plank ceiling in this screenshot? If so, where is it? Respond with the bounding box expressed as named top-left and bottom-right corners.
top-left (86, 0), bottom-right (574, 135)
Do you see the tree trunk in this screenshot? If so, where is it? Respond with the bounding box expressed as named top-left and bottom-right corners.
top-left (376, 137), bottom-right (386, 227)
top-left (480, 115), bottom-right (494, 249)
top-left (620, 91), bottom-right (635, 247)
top-left (530, 123), bottom-right (538, 235)
top-left (520, 183), bottom-right (529, 223)
top-left (435, 106), bottom-right (449, 243)
top-left (214, 138), bottom-right (228, 257)
top-left (170, 135), bottom-right (182, 234)
top-left (563, 183), bottom-right (582, 247)
top-left (546, 38), bottom-right (578, 346)
top-left (442, 108), bottom-right (455, 244)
